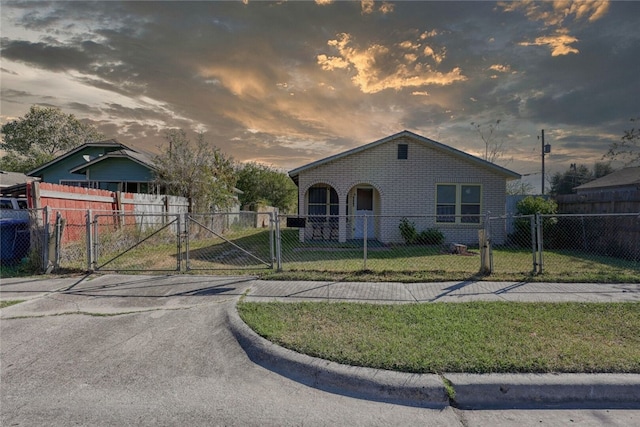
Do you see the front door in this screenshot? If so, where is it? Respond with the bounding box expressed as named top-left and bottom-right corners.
top-left (354, 188), bottom-right (374, 239)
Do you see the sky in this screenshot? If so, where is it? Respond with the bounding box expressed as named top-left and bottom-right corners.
top-left (1, 0), bottom-right (639, 192)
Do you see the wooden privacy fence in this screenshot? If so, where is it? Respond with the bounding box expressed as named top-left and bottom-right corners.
top-left (556, 190), bottom-right (640, 214)
top-left (26, 181), bottom-right (189, 242)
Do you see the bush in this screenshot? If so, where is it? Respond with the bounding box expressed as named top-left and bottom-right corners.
top-left (416, 228), bottom-right (445, 245)
top-left (399, 218), bottom-right (418, 244)
top-left (510, 196), bottom-right (558, 247)
top-left (399, 218), bottom-right (444, 245)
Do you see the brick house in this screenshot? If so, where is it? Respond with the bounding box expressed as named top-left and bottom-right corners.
top-left (288, 130), bottom-right (520, 244)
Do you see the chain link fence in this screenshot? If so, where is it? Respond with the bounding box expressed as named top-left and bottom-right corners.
top-left (3, 208), bottom-right (639, 281)
top-left (486, 213), bottom-right (640, 280)
top-left (278, 214), bottom-right (485, 277)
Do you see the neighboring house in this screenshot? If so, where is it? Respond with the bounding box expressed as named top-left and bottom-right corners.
top-left (0, 171), bottom-right (39, 197)
top-left (289, 130), bottom-right (520, 244)
top-left (573, 167), bottom-right (640, 195)
top-left (26, 139), bottom-right (242, 212)
top-left (555, 166), bottom-right (640, 214)
top-left (27, 139), bottom-right (157, 193)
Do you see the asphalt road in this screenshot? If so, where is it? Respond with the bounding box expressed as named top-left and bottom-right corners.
top-left (1, 274), bottom-right (638, 426)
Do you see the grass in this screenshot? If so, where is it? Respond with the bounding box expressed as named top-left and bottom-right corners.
top-left (0, 300), bottom-right (24, 309)
top-left (237, 301), bottom-right (640, 374)
top-left (17, 225), bottom-right (639, 283)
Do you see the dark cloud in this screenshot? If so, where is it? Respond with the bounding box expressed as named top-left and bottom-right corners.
top-left (1, 1), bottom-right (639, 185)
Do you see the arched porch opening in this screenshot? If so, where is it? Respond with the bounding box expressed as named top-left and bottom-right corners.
top-left (304, 183), bottom-right (339, 240)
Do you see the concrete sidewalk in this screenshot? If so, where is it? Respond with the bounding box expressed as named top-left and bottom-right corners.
top-left (241, 279), bottom-right (640, 304)
top-left (1, 274), bottom-right (639, 409)
top-left (1, 275), bottom-right (638, 304)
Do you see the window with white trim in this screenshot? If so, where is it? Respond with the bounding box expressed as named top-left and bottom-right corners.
top-left (307, 185), bottom-right (338, 217)
top-left (436, 184), bottom-right (481, 224)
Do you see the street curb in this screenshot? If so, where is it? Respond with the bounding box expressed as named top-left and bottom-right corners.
top-left (226, 304), bottom-right (450, 408)
top-left (226, 303), bottom-right (640, 409)
top-left (446, 373), bottom-right (640, 409)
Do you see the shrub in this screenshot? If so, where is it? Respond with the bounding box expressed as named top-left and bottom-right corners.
top-left (399, 218), bottom-right (418, 244)
top-left (510, 196), bottom-right (558, 247)
top-left (416, 228), bottom-right (445, 245)
top-left (399, 218), bottom-right (444, 245)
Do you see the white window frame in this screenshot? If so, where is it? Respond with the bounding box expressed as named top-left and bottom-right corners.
top-left (307, 185), bottom-right (338, 217)
top-left (436, 183), bottom-right (482, 224)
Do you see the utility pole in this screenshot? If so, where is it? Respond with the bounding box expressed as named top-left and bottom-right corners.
top-left (541, 130), bottom-right (545, 195)
top-left (540, 130), bottom-right (550, 195)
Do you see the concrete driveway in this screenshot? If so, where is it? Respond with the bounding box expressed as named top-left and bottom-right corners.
top-left (1, 274), bottom-right (638, 426)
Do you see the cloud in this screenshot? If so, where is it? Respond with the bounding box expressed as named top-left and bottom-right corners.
top-left (519, 30), bottom-right (579, 56)
top-left (500, 0), bottom-right (610, 56)
top-left (317, 33), bottom-right (466, 94)
top-left (361, 0), bottom-right (375, 15)
top-left (499, 0), bottom-right (610, 27)
top-left (379, 2), bottom-right (395, 14)
top-left (489, 64), bottom-right (511, 73)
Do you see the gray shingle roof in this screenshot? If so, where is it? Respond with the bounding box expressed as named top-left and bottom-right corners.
top-left (288, 130), bottom-right (521, 182)
top-left (574, 167), bottom-right (640, 190)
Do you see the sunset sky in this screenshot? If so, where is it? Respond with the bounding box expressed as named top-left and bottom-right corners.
top-left (1, 0), bottom-right (638, 191)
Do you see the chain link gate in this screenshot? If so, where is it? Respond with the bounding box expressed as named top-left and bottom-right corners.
top-left (184, 212), bottom-right (273, 271)
top-left (91, 211), bottom-right (274, 272)
top-left (92, 212), bottom-right (182, 272)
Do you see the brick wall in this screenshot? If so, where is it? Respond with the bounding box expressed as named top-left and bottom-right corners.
top-left (296, 136), bottom-right (509, 244)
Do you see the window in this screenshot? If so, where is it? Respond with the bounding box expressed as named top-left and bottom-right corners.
top-left (308, 185), bottom-right (338, 217)
top-left (397, 144), bottom-right (408, 159)
top-left (436, 184), bottom-right (481, 224)
top-left (60, 180), bottom-right (99, 189)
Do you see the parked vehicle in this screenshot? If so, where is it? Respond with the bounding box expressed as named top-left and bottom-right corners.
top-left (0, 198), bottom-right (31, 263)
top-left (0, 197), bottom-right (29, 220)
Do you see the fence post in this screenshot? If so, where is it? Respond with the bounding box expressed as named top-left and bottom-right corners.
top-left (86, 210), bottom-right (94, 271)
top-left (536, 213), bottom-right (544, 274)
top-left (92, 212), bottom-right (100, 271)
top-left (178, 213), bottom-right (183, 272)
top-left (53, 211), bottom-right (64, 271)
top-left (530, 215), bottom-right (537, 274)
top-left (479, 212), bottom-right (492, 274)
top-left (274, 210), bottom-right (282, 271)
top-left (42, 206), bottom-right (51, 272)
top-left (363, 215), bottom-right (368, 270)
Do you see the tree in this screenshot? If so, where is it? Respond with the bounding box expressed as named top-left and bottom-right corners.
top-left (153, 130), bottom-right (236, 213)
top-left (605, 117), bottom-right (640, 166)
top-left (516, 196), bottom-right (558, 216)
top-left (549, 162), bottom-right (614, 196)
top-left (0, 105), bottom-right (103, 172)
top-left (235, 162), bottom-right (298, 213)
top-left (470, 119), bottom-right (511, 165)
top-left (507, 179), bottom-right (535, 196)
top-left (510, 196), bottom-right (558, 247)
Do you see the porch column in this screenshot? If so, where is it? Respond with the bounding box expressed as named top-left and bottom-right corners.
top-left (338, 195), bottom-right (347, 243)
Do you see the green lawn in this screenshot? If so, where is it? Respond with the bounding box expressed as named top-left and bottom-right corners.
top-left (30, 226), bottom-right (640, 282)
top-left (238, 301), bottom-right (640, 374)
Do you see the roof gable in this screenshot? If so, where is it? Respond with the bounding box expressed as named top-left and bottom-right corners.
top-left (27, 139), bottom-right (133, 176)
top-left (575, 166), bottom-right (640, 191)
top-left (68, 149), bottom-right (156, 174)
top-left (289, 130), bottom-right (520, 181)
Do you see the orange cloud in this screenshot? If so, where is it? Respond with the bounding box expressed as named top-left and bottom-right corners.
top-left (361, 0), bottom-right (375, 14)
top-left (499, 0), bottom-right (609, 27)
top-left (379, 2), bottom-right (395, 14)
top-left (519, 30), bottom-right (579, 56)
top-left (317, 33), bottom-right (466, 94)
top-left (500, 0), bottom-right (609, 56)
top-left (489, 64), bottom-right (511, 73)
top-left (198, 65), bottom-right (269, 98)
